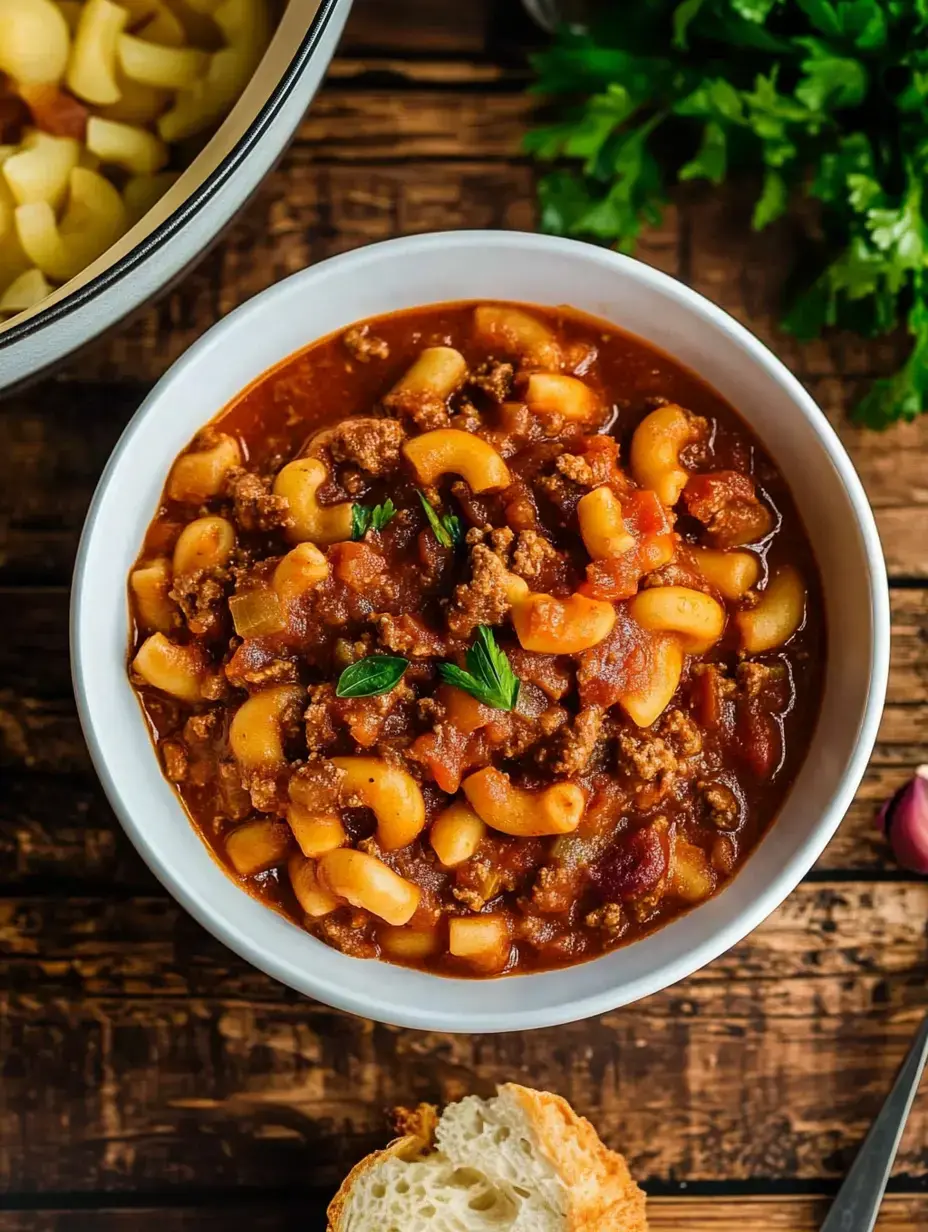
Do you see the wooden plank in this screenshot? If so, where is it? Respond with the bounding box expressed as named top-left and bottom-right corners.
top-left (0, 981), bottom-right (926, 1193)
top-left (0, 1216), bottom-right (311, 1232)
top-left (2, 1196), bottom-right (927, 1232)
top-left (2, 882), bottom-right (928, 1011)
top-left (342, 0), bottom-right (495, 55)
top-left (649, 1196), bottom-right (928, 1230)
top-left (294, 89), bottom-right (531, 161)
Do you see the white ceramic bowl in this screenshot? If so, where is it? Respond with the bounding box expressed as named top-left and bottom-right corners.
top-left (71, 231), bottom-right (890, 1032)
top-left (0, 0), bottom-right (354, 392)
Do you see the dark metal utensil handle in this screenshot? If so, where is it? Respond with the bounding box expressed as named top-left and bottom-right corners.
top-left (820, 1014), bottom-right (928, 1232)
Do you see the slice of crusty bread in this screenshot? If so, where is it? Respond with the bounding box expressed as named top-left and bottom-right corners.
top-left (326, 1083), bottom-right (647, 1232)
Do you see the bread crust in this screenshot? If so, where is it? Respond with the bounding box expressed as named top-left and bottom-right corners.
top-left (326, 1087), bottom-right (647, 1232)
top-left (505, 1083), bottom-right (648, 1232)
top-left (326, 1103), bottom-right (437, 1232)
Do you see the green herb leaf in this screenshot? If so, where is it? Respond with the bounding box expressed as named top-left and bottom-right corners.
top-left (525, 0), bottom-right (928, 427)
top-left (732, 0), bottom-right (781, 21)
top-left (371, 499), bottom-right (396, 531)
top-left (351, 503), bottom-right (370, 540)
top-left (794, 38), bottom-right (868, 111)
top-left (351, 499), bottom-right (397, 540)
top-left (416, 490), bottom-right (463, 550)
top-left (672, 0), bottom-right (707, 49)
top-left (438, 626), bottom-right (520, 712)
top-left (752, 167), bottom-right (788, 229)
top-left (335, 654), bottom-right (408, 699)
top-left (679, 121), bottom-right (727, 184)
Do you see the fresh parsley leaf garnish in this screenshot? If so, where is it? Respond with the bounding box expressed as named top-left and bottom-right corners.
top-left (525, 0), bottom-right (928, 426)
top-left (416, 490), bottom-right (463, 550)
top-left (438, 626), bottom-right (520, 712)
top-left (335, 654), bottom-right (408, 699)
top-left (351, 499), bottom-right (396, 540)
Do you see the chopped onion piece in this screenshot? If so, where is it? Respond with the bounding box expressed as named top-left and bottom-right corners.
top-left (229, 588), bottom-right (285, 637)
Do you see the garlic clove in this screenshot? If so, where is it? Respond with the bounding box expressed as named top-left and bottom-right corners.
top-left (877, 765), bottom-right (928, 875)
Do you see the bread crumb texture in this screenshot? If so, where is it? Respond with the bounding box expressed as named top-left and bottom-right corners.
top-left (326, 1083), bottom-right (647, 1232)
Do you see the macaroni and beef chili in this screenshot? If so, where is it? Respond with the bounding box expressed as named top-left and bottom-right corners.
top-left (128, 301), bottom-right (825, 976)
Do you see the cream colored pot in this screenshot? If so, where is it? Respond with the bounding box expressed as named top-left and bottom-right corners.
top-left (0, 0), bottom-right (353, 391)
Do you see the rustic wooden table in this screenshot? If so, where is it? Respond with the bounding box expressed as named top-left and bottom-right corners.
top-left (1, 1), bottom-right (927, 1228)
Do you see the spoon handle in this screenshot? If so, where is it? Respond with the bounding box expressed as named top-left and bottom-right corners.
top-left (820, 1014), bottom-right (928, 1232)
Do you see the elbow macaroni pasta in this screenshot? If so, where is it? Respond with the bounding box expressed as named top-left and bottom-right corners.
top-left (577, 486), bottom-right (635, 559)
top-left (229, 684), bottom-right (304, 773)
top-left (330, 756), bottom-right (426, 851)
top-left (0, 0), bottom-right (274, 321)
top-left (403, 428), bottom-right (512, 494)
top-left (0, 0), bottom-right (70, 84)
top-left (273, 456), bottom-right (354, 547)
top-left (462, 767), bottom-right (586, 837)
top-left (172, 514), bottom-right (235, 576)
top-left (736, 565), bottom-right (806, 653)
top-left (317, 848), bottom-right (421, 927)
top-left (524, 373), bottom-right (600, 423)
top-left (628, 586), bottom-right (726, 654)
top-left (511, 590), bottom-right (617, 655)
top-left (473, 304), bottom-right (562, 370)
top-left (630, 405), bottom-right (702, 506)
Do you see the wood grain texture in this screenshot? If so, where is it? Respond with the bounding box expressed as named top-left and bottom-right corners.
top-left (1, 0), bottom-right (927, 1219)
top-left (0, 989), bottom-right (926, 1192)
top-left (2, 882), bottom-right (927, 1010)
top-left (2, 1196), bottom-right (928, 1232)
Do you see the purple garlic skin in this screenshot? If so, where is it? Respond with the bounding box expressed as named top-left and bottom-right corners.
top-left (877, 766), bottom-right (928, 875)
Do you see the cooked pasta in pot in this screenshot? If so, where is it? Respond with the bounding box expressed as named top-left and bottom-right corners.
top-left (0, 0), bottom-right (273, 320)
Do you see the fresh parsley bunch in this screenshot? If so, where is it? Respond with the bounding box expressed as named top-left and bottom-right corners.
top-left (526, 0), bottom-right (928, 427)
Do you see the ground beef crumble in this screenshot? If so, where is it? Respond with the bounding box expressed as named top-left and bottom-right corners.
top-left (304, 684), bottom-right (338, 753)
top-left (325, 417), bottom-right (405, 476)
top-left (183, 710), bottom-right (220, 746)
top-left (701, 780), bottom-right (742, 830)
top-left (555, 452), bottom-right (596, 487)
top-left (584, 902), bottom-right (627, 937)
top-left (226, 655), bottom-right (299, 691)
top-left (229, 471), bottom-right (293, 533)
top-left (512, 528), bottom-right (560, 581)
top-left (161, 739), bottom-right (188, 782)
top-left (342, 324), bottom-right (389, 362)
top-left (376, 612), bottom-right (447, 658)
top-left (447, 543), bottom-right (515, 637)
top-left (532, 864), bottom-right (586, 914)
top-left (468, 358), bottom-right (514, 402)
top-left (543, 706), bottom-right (604, 776)
top-left (170, 571), bottom-right (227, 637)
top-left (290, 756), bottom-right (344, 811)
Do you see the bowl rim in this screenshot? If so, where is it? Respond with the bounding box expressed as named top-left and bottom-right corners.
top-left (71, 229), bottom-right (891, 1031)
top-left (0, 0), bottom-right (341, 356)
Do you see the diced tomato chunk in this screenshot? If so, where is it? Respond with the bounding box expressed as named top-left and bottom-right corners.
top-left (19, 85), bottom-right (89, 140)
top-left (623, 488), bottom-right (673, 539)
top-left (439, 684), bottom-right (494, 735)
top-left (737, 708), bottom-right (781, 779)
top-left (576, 607), bottom-right (655, 709)
top-left (595, 825), bottom-right (668, 900)
top-left (330, 541), bottom-right (386, 591)
top-left (579, 488), bottom-right (675, 601)
top-left (581, 555), bottom-right (640, 602)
